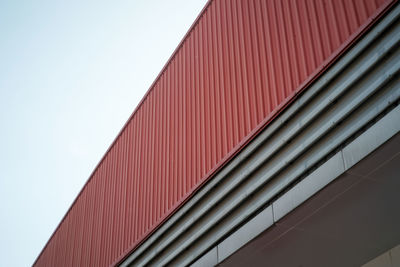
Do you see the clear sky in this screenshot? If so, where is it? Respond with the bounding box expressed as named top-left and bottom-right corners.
top-left (0, 0), bottom-right (207, 266)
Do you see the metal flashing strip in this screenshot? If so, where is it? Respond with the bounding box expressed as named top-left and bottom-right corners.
top-left (120, 3), bottom-right (400, 267)
top-left (273, 102), bottom-right (400, 224)
top-left (198, 103), bottom-right (400, 265)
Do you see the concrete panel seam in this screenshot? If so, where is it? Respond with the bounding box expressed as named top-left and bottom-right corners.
top-left (216, 206), bottom-right (273, 263)
top-left (272, 151), bottom-right (345, 222)
top-left (343, 104), bottom-right (400, 171)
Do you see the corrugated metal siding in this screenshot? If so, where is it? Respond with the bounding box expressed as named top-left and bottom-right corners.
top-left (34, 0), bottom-right (393, 266)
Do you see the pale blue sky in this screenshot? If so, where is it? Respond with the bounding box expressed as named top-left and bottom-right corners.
top-left (0, 0), bottom-right (207, 266)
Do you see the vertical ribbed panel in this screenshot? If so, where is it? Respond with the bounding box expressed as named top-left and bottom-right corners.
top-left (34, 0), bottom-right (392, 266)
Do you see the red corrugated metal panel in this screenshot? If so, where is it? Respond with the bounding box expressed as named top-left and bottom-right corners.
top-left (34, 0), bottom-right (394, 266)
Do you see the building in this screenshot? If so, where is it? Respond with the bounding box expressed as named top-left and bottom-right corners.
top-left (34, 0), bottom-right (400, 266)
